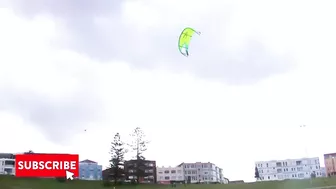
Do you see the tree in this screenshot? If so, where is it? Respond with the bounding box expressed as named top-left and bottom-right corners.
top-left (254, 166), bottom-right (260, 180)
top-left (109, 133), bottom-right (127, 184)
top-left (129, 127), bottom-right (149, 183)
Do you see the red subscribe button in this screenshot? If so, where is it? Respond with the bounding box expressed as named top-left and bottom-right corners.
top-left (15, 154), bottom-right (79, 178)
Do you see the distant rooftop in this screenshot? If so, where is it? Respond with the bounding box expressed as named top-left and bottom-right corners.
top-left (80, 159), bottom-right (97, 164)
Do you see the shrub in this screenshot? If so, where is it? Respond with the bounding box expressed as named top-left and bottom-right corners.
top-left (55, 177), bottom-right (67, 183)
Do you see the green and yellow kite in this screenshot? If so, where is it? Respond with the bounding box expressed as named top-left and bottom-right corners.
top-left (178, 27), bottom-right (201, 57)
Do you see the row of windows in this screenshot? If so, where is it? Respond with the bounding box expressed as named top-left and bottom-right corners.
top-left (79, 175), bottom-right (101, 179)
top-left (184, 164), bottom-right (214, 169)
top-left (128, 175), bottom-right (155, 179)
top-left (262, 171), bottom-right (322, 180)
top-left (129, 169), bottom-right (154, 173)
top-left (159, 176), bottom-right (184, 180)
top-left (158, 170), bottom-right (182, 174)
top-left (158, 170), bottom-right (212, 176)
top-left (257, 160), bottom-right (319, 168)
top-left (186, 176), bottom-right (216, 181)
top-left (159, 176), bottom-right (215, 181)
top-left (259, 166), bottom-right (320, 174)
top-left (127, 163), bottom-right (154, 167)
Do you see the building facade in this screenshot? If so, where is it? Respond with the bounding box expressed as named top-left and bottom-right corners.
top-left (178, 162), bottom-right (225, 183)
top-left (157, 166), bottom-right (184, 184)
top-left (124, 159), bottom-right (156, 183)
top-left (255, 157), bottom-right (322, 181)
top-left (79, 159), bottom-right (103, 180)
top-left (0, 153), bottom-right (15, 175)
top-left (324, 153), bottom-right (336, 176)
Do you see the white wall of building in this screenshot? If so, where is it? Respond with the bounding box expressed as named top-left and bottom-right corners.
top-left (255, 157), bottom-right (322, 181)
top-left (0, 158), bottom-right (15, 175)
top-left (157, 166), bottom-right (184, 183)
top-left (181, 162), bottom-right (225, 183)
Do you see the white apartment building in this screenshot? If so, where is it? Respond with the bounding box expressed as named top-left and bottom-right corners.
top-left (157, 166), bottom-right (184, 184)
top-left (0, 153), bottom-right (15, 175)
top-left (255, 157), bottom-right (322, 181)
top-left (178, 162), bottom-right (225, 184)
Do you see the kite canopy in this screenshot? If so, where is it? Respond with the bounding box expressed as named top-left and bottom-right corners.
top-left (178, 27), bottom-right (200, 57)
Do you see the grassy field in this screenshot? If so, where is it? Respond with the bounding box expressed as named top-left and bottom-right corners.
top-left (1, 176), bottom-right (336, 189)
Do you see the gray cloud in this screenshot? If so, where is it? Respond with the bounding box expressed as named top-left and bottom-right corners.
top-left (0, 0), bottom-right (293, 144)
top-left (0, 83), bottom-right (104, 145)
top-left (2, 0), bottom-right (294, 85)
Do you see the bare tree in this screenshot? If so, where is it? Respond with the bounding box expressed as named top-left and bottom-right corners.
top-left (129, 127), bottom-right (149, 183)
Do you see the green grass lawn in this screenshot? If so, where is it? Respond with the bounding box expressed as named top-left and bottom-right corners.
top-left (1, 176), bottom-right (336, 189)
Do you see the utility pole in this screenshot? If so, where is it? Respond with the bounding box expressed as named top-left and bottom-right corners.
top-left (300, 125), bottom-right (312, 185)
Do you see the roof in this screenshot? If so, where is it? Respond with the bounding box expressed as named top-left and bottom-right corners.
top-left (0, 153), bottom-right (15, 159)
top-left (324, 153), bottom-right (336, 158)
top-left (80, 159), bottom-right (97, 164)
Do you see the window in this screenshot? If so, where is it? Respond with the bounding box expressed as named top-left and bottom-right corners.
top-left (268, 176), bottom-right (270, 179)
top-left (184, 171), bottom-right (187, 174)
top-left (148, 163), bottom-right (154, 167)
top-left (164, 176), bottom-right (170, 180)
top-left (188, 171), bottom-right (191, 174)
top-left (164, 170), bottom-right (169, 174)
top-left (296, 161), bottom-right (302, 166)
top-left (204, 172), bottom-right (208, 174)
top-left (177, 170), bottom-right (182, 173)
top-left (298, 173), bottom-right (304, 178)
top-left (297, 167), bottom-right (303, 171)
top-left (171, 170), bottom-right (176, 174)
top-left (192, 171), bottom-right (196, 174)
top-left (276, 162), bottom-right (282, 167)
top-left (266, 163), bottom-right (268, 167)
top-left (158, 171), bottom-right (163, 174)
top-left (277, 169), bottom-right (282, 173)
top-left (145, 169), bottom-right (153, 173)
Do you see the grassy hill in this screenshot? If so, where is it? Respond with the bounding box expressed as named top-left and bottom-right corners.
top-left (1, 175), bottom-right (336, 189)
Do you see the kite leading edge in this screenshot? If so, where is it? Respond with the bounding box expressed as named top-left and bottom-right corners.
top-left (178, 27), bottom-right (201, 57)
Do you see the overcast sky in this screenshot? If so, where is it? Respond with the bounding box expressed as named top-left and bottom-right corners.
top-left (1, 0), bottom-right (336, 182)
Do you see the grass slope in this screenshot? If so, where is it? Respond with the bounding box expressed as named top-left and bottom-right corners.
top-left (1, 176), bottom-right (336, 189)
